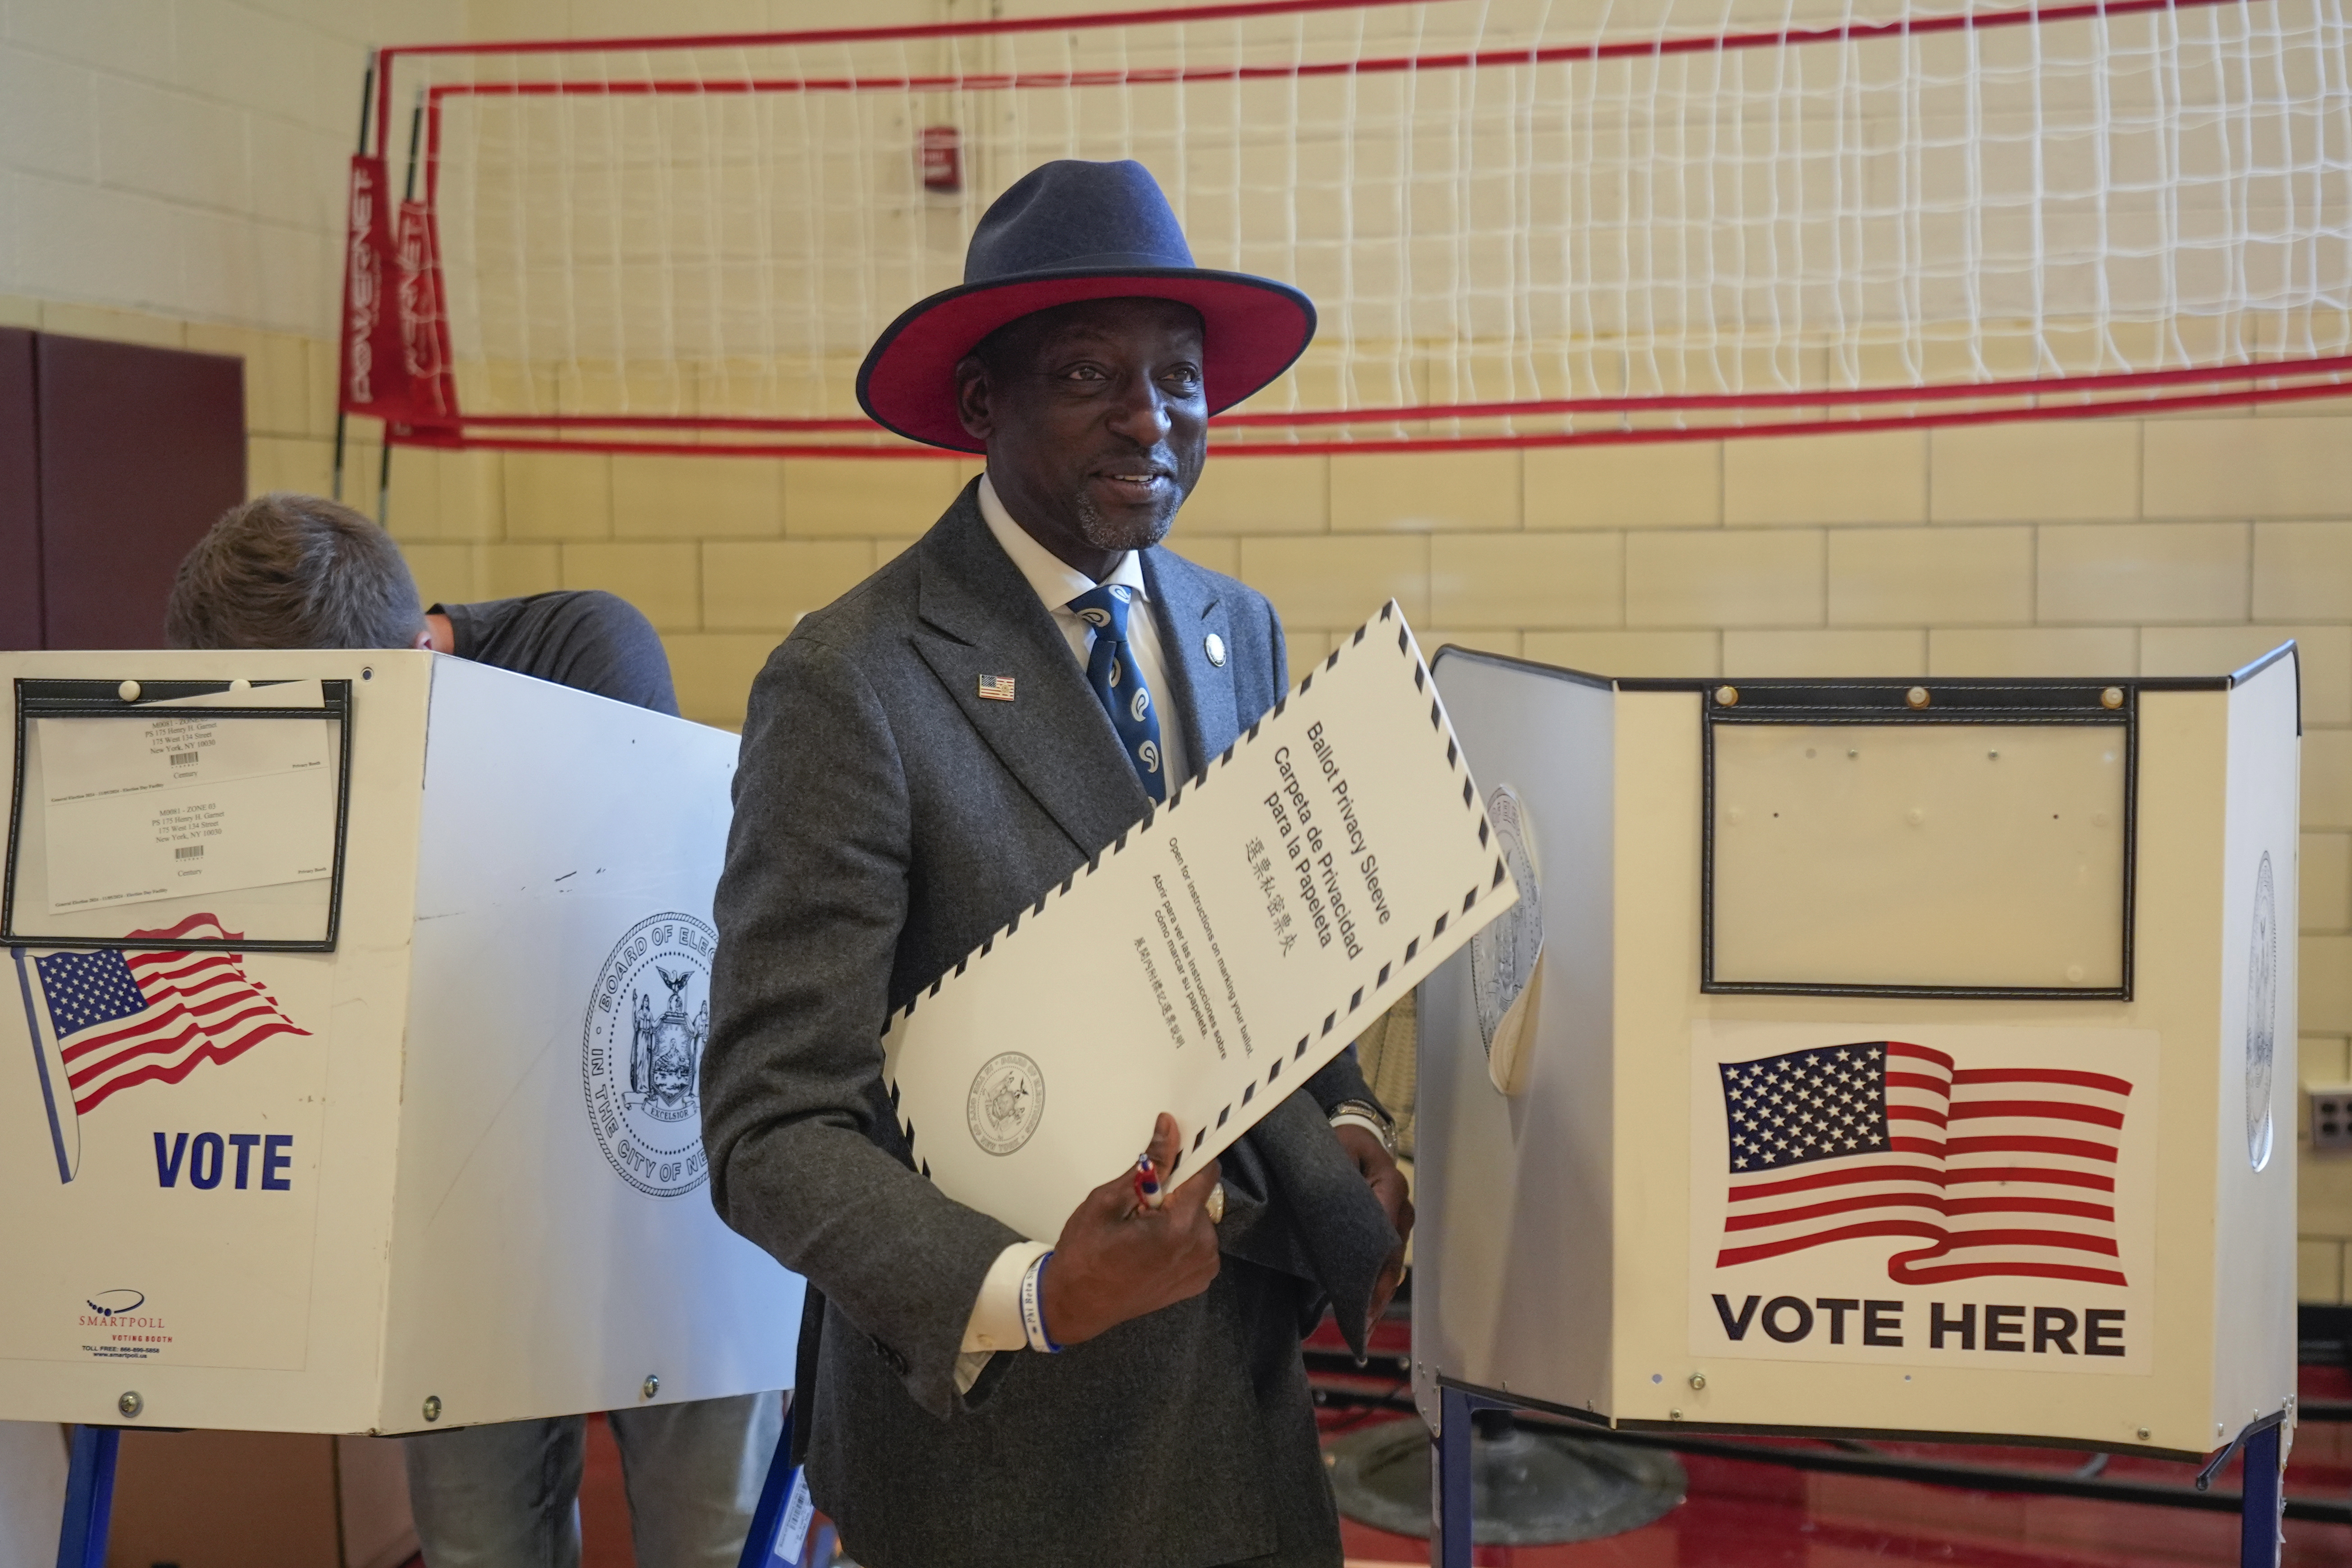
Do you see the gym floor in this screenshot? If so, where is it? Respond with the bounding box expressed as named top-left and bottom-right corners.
top-left (546, 1346), bottom-right (2352, 1566)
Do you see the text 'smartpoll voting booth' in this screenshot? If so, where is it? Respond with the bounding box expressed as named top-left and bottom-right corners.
top-left (1415, 647), bottom-right (2300, 1566)
top-left (0, 651), bottom-right (801, 1551)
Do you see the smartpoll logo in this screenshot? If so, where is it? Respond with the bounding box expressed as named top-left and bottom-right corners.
top-left (78, 1288), bottom-right (172, 1361)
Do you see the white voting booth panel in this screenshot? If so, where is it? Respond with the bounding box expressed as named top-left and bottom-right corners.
top-left (0, 650), bottom-right (800, 1436)
top-left (1415, 647), bottom-right (2298, 1459)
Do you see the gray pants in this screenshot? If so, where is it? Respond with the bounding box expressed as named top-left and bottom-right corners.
top-left (405, 1392), bottom-right (784, 1568)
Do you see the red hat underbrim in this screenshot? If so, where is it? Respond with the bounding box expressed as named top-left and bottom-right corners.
top-left (856, 269), bottom-right (1317, 453)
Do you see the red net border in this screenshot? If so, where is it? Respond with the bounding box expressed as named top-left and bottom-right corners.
top-left (344, 0), bottom-right (2350, 458)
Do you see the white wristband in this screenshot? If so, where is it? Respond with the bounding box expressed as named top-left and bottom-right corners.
top-left (1019, 1249), bottom-right (1061, 1354)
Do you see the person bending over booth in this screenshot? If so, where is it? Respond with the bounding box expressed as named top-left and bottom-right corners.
top-left (701, 159), bottom-right (1413, 1568)
top-left (165, 491), bottom-right (781, 1568)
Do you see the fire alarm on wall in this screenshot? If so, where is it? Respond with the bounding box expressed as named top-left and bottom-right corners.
top-left (921, 126), bottom-right (962, 193)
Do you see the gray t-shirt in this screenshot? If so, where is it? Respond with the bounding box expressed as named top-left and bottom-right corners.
top-left (433, 590), bottom-right (679, 716)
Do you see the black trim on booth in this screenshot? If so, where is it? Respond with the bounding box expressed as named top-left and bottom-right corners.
top-left (1428, 643), bottom-right (1615, 692)
top-left (1697, 679), bottom-right (2138, 1000)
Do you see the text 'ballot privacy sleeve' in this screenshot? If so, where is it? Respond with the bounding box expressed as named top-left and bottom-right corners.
top-left (880, 602), bottom-right (1517, 1244)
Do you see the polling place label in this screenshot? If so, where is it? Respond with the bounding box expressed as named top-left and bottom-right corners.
top-left (39, 711), bottom-right (334, 914)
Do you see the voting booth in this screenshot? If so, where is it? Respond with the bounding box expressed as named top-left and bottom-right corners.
top-left (0, 650), bottom-right (801, 1442)
top-left (1413, 646), bottom-right (2299, 1556)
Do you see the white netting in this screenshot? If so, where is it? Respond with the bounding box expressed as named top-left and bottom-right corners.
top-left (374, 0), bottom-right (2352, 447)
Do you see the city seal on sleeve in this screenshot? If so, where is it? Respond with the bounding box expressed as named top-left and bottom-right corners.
top-left (967, 1051), bottom-right (1047, 1157)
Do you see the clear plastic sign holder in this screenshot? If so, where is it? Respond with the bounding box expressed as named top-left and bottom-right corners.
top-left (1702, 680), bottom-right (2135, 999)
top-left (3, 677), bottom-right (354, 951)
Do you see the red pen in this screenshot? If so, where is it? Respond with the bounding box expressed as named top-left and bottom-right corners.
top-left (1133, 1151), bottom-right (1165, 1210)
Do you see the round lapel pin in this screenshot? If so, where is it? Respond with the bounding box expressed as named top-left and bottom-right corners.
top-left (1204, 632), bottom-right (1226, 667)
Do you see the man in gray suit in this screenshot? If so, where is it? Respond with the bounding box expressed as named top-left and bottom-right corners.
top-left (702, 160), bottom-right (1411, 1568)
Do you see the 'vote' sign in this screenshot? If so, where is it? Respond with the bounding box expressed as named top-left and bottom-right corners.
top-left (154, 1131), bottom-right (294, 1191)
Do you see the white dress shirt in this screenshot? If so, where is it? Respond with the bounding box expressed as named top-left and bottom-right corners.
top-left (955, 476), bottom-right (1195, 1379)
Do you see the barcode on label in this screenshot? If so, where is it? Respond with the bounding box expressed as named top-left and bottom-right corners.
top-left (174, 845), bottom-right (204, 861)
top-left (169, 751), bottom-right (198, 766)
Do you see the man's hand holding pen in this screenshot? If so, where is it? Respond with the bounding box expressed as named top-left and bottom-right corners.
top-left (1039, 1112), bottom-right (1222, 1347)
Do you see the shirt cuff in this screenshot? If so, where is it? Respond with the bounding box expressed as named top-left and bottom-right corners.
top-left (961, 1240), bottom-right (1054, 1354)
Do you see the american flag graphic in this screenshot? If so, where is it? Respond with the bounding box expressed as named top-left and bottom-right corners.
top-left (978, 674), bottom-right (1017, 703)
top-left (1717, 1041), bottom-right (2132, 1288)
top-left (28, 914), bottom-right (309, 1116)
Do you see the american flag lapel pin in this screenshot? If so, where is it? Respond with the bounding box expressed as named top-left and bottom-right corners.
top-left (978, 674), bottom-right (1017, 703)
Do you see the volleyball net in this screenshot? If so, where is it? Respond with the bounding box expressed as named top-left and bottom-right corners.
top-left (339, 0), bottom-right (2352, 455)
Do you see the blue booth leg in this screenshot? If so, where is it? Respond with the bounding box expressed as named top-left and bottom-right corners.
top-left (736, 1395), bottom-right (799, 1568)
top-left (54, 1426), bottom-right (119, 1568)
top-left (1431, 1386), bottom-right (1476, 1568)
top-left (2240, 1419), bottom-right (2284, 1568)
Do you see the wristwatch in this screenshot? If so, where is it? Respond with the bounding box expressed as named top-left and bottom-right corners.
top-left (1328, 1098), bottom-right (1397, 1156)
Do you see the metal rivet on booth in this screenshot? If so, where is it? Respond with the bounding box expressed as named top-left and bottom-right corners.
top-left (1669, 1407), bottom-right (1683, 1420)
top-left (117, 680), bottom-right (140, 703)
top-left (642, 1374), bottom-right (661, 1400)
top-left (117, 1391), bottom-right (142, 1419)
top-left (1714, 685), bottom-right (1738, 707)
top-left (361, 667), bottom-right (374, 681)
top-left (2136, 1426), bottom-right (2152, 1441)
top-left (228, 678), bottom-right (250, 693)
top-left (2102, 686), bottom-right (2125, 709)
top-left (1687, 1372), bottom-right (1706, 1391)
top-left (1905, 685), bottom-right (1930, 709)
top-left (423, 1395), bottom-right (443, 1423)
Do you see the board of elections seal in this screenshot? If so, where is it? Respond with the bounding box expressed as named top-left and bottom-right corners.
top-left (2245, 851), bottom-right (2279, 1172)
top-left (1469, 784), bottom-right (1544, 1095)
top-left (582, 913), bottom-right (716, 1197)
top-left (967, 1052), bottom-right (1045, 1157)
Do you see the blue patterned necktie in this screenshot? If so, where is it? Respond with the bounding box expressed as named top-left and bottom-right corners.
top-left (1066, 582), bottom-right (1165, 803)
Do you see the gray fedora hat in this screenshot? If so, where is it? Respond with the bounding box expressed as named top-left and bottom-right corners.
top-left (857, 158), bottom-right (1316, 452)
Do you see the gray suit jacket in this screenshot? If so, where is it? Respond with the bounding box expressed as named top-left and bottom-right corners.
top-left (702, 483), bottom-right (1399, 1568)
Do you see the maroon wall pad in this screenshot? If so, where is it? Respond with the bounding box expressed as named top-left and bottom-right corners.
top-left (36, 334), bottom-right (244, 649)
top-left (0, 329), bottom-right (37, 649)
